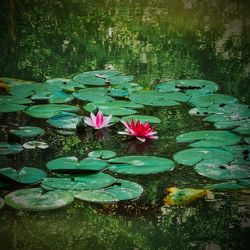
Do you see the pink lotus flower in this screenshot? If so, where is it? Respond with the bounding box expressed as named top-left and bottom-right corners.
top-left (84, 111), bottom-right (113, 129)
top-left (118, 119), bottom-right (158, 142)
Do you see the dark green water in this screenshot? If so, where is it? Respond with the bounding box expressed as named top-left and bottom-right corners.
top-left (0, 0), bottom-right (250, 249)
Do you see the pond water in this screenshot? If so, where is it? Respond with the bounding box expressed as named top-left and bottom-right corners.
top-left (0, 0), bottom-right (250, 249)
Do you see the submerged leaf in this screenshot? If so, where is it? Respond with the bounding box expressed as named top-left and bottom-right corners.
top-left (88, 150), bottom-right (116, 160)
top-left (10, 126), bottom-right (44, 138)
top-left (0, 142), bottom-right (23, 155)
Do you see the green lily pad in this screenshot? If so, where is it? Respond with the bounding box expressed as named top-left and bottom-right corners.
top-left (156, 79), bottom-right (218, 95)
top-left (46, 156), bottom-right (107, 173)
top-left (237, 179), bottom-right (250, 188)
top-left (23, 141), bottom-right (49, 149)
top-left (0, 103), bottom-right (27, 113)
top-left (48, 91), bottom-right (73, 104)
top-left (108, 75), bottom-right (134, 85)
top-left (83, 101), bottom-right (143, 116)
top-left (245, 137), bottom-right (250, 144)
top-left (25, 104), bottom-right (79, 119)
top-left (10, 83), bottom-right (42, 97)
top-left (1, 77), bottom-right (36, 87)
top-left (190, 94), bottom-right (238, 108)
top-left (176, 130), bottom-right (241, 147)
top-left (106, 88), bottom-right (128, 97)
top-left (222, 145), bottom-right (250, 165)
top-left (10, 126), bottom-right (44, 138)
top-left (88, 150), bottom-right (116, 159)
top-left (73, 88), bottom-right (114, 102)
top-left (173, 148), bottom-right (234, 166)
top-left (163, 187), bottom-right (207, 205)
top-left (0, 95), bottom-right (32, 104)
top-left (0, 198), bottom-right (4, 209)
top-left (108, 156), bottom-right (175, 175)
top-left (47, 112), bottom-right (81, 130)
top-left (204, 180), bottom-right (246, 191)
top-left (41, 172), bottom-right (116, 190)
top-left (74, 70), bottom-right (119, 79)
top-left (194, 162), bottom-right (250, 180)
top-left (74, 179), bottom-right (143, 203)
top-left (0, 142), bottom-right (23, 155)
top-left (4, 188), bottom-right (74, 211)
top-left (114, 82), bottom-right (143, 93)
top-left (46, 78), bottom-right (85, 91)
top-left (0, 167), bottom-right (46, 184)
top-left (129, 90), bottom-right (189, 106)
top-left (73, 74), bottom-right (106, 86)
top-left (121, 115), bottom-right (161, 124)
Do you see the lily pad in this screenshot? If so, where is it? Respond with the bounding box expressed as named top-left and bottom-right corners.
top-left (47, 112), bottom-right (81, 130)
top-left (204, 180), bottom-right (246, 191)
top-left (156, 79), bottom-right (218, 95)
top-left (41, 172), bottom-right (116, 190)
top-left (23, 141), bottom-right (49, 149)
top-left (173, 148), bottom-right (234, 166)
top-left (25, 104), bottom-right (79, 119)
top-left (237, 179), bottom-right (250, 188)
top-left (10, 126), bottom-right (44, 138)
top-left (121, 115), bottom-right (161, 124)
top-left (222, 145), bottom-right (250, 165)
top-left (176, 130), bottom-right (241, 147)
top-left (190, 94), bottom-right (238, 108)
top-left (129, 90), bottom-right (189, 106)
top-left (73, 88), bottom-right (114, 102)
top-left (106, 88), bottom-right (128, 97)
top-left (46, 78), bottom-right (85, 91)
top-left (194, 162), bottom-right (250, 180)
top-left (4, 188), bottom-right (74, 211)
top-left (108, 75), bottom-right (134, 85)
top-left (0, 198), bottom-right (4, 209)
top-left (108, 156), bottom-right (175, 175)
top-left (245, 137), bottom-right (250, 144)
top-left (0, 104), bottom-right (27, 113)
top-left (88, 150), bottom-right (116, 159)
top-left (163, 187), bottom-right (207, 205)
top-left (0, 142), bottom-right (23, 155)
top-left (74, 179), bottom-right (143, 203)
top-left (0, 95), bottom-right (33, 104)
top-left (10, 83), bottom-right (42, 97)
top-left (46, 156), bottom-right (107, 173)
top-left (73, 74), bottom-right (106, 86)
top-left (0, 167), bottom-right (46, 184)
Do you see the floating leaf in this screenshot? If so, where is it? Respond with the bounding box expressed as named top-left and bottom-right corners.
top-left (121, 115), bottom-right (161, 124)
top-left (163, 187), bottom-right (207, 205)
top-left (74, 179), bottom-right (143, 203)
top-left (41, 172), bottom-right (116, 190)
top-left (46, 78), bottom-right (85, 91)
top-left (222, 145), bottom-right (250, 165)
top-left (108, 156), bottom-right (175, 175)
top-left (204, 180), bottom-right (246, 191)
top-left (0, 198), bottom-right (4, 209)
top-left (73, 74), bottom-right (106, 86)
top-left (25, 104), bottom-right (79, 119)
top-left (88, 150), bottom-right (116, 159)
top-left (73, 88), bottom-right (114, 102)
top-left (176, 130), bottom-right (241, 147)
top-left (0, 95), bottom-right (32, 105)
top-left (4, 188), bottom-right (74, 211)
top-left (10, 126), bottom-right (44, 138)
top-left (245, 137), bottom-right (250, 144)
top-left (106, 88), bottom-right (128, 97)
top-left (0, 167), bottom-right (46, 184)
top-left (10, 83), bottom-right (42, 97)
top-left (129, 90), bottom-right (189, 106)
top-left (173, 148), bottom-right (234, 166)
top-left (0, 142), bottom-right (23, 155)
top-left (108, 75), bottom-right (134, 85)
top-left (195, 162), bottom-right (250, 180)
top-left (237, 179), bottom-right (250, 188)
top-left (0, 104), bottom-right (27, 113)
top-left (46, 156), bottom-right (107, 173)
top-left (23, 141), bottom-right (49, 149)
top-left (47, 112), bottom-right (81, 130)
top-left (190, 94), bottom-right (238, 108)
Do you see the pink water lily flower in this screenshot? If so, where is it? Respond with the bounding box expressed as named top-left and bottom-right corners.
top-left (118, 119), bottom-right (158, 142)
top-left (84, 111), bottom-right (113, 129)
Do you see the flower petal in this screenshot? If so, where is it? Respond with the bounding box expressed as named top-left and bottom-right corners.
top-left (136, 137), bottom-right (146, 142)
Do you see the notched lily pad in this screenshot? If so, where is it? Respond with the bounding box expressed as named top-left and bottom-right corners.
top-left (88, 150), bottom-right (116, 160)
top-left (0, 167), bottom-right (46, 184)
top-left (10, 126), bottom-right (44, 138)
top-left (73, 88), bottom-right (114, 102)
top-left (163, 187), bottom-right (207, 205)
top-left (176, 130), bottom-right (241, 147)
top-left (4, 188), bottom-right (74, 211)
top-left (74, 179), bottom-right (143, 203)
top-left (121, 115), bottom-right (161, 124)
top-left (46, 156), bottom-right (107, 173)
top-left (0, 104), bottom-right (27, 113)
top-left (108, 156), bottom-right (175, 175)
top-left (204, 180), bottom-right (247, 191)
top-left (23, 141), bottom-right (49, 149)
top-left (0, 142), bottom-right (23, 155)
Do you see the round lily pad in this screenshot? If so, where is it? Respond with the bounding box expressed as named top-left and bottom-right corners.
top-left (194, 162), bottom-right (250, 180)
top-left (41, 172), bottom-right (116, 190)
top-left (0, 103), bottom-right (27, 113)
top-left (222, 145), bottom-right (250, 165)
top-left (46, 156), bottom-right (107, 173)
top-left (74, 179), bottom-right (143, 203)
top-left (47, 112), bottom-right (81, 130)
top-left (88, 150), bottom-right (116, 159)
top-left (108, 75), bottom-right (134, 85)
top-left (129, 90), bottom-right (189, 106)
top-left (0, 198), bottom-right (4, 209)
top-left (106, 88), bottom-right (128, 97)
top-left (0, 142), bottom-right (23, 155)
top-left (190, 94), bottom-right (238, 108)
top-left (121, 115), bottom-right (161, 124)
top-left (10, 126), bottom-right (44, 138)
top-left (73, 74), bottom-right (106, 86)
top-left (245, 137), bottom-right (250, 144)
top-left (176, 130), bottom-right (241, 147)
top-left (23, 141), bottom-right (49, 149)
top-left (108, 156), bottom-right (175, 175)
top-left (25, 104), bottom-right (79, 119)
top-left (0, 95), bottom-right (33, 105)
top-left (46, 78), bottom-right (85, 91)
top-left (237, 179), bottom-right (250, 188)
top-left (48, 91), bottom-right (73, 104)
top-left (4, 188), bottom-right (74, 211)
top-left (73, 88), bottom-right (114, 102)
top-left (10, 83), bottom-right (43, 97)
top-left (173, 148), bottom-right (234, 166)
top-left (204, 180), bottom-right (246, 191)
top-left (0, 167), bottom-right (46, 184)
